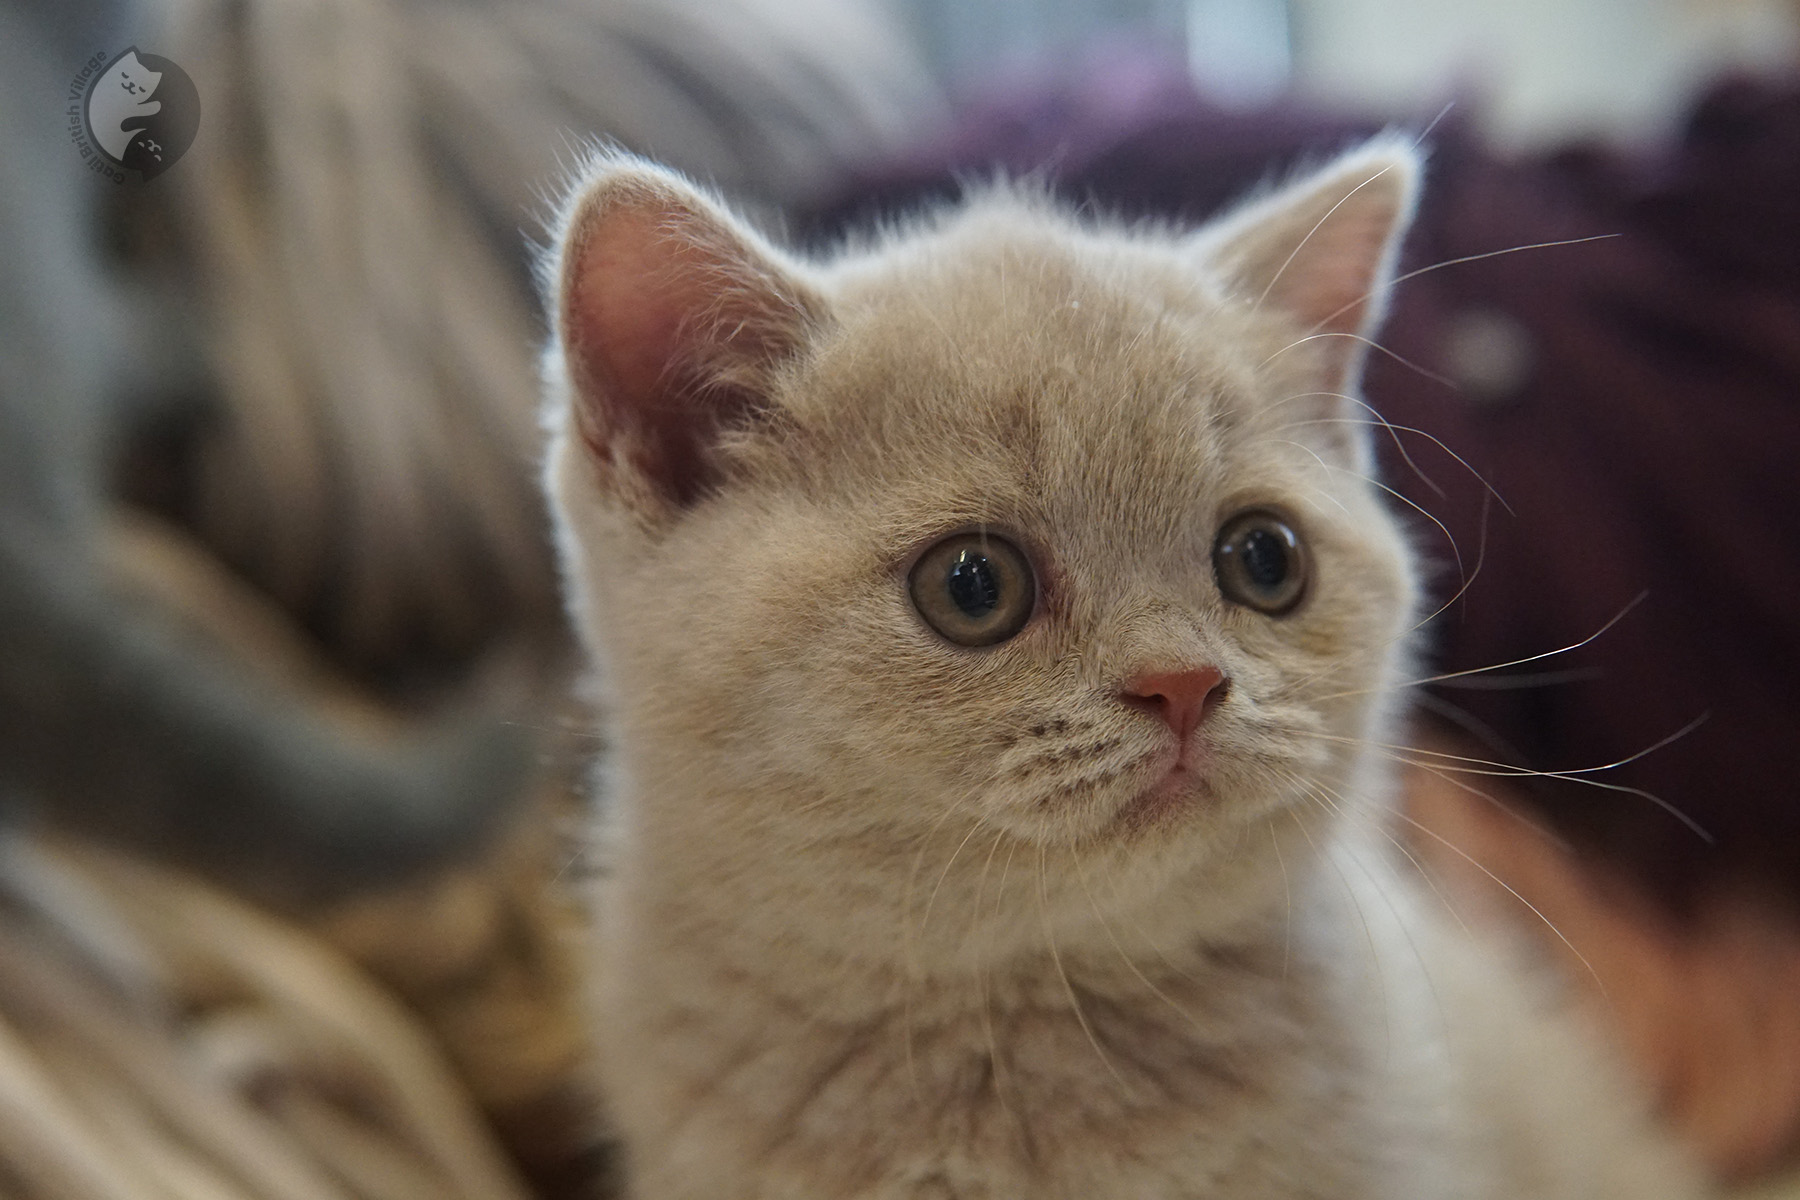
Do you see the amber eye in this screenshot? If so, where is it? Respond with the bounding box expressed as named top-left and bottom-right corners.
top-left (908, 533), bottom-right (1036, 647)
top-left (1213, 509), bottom-right (1308, 615)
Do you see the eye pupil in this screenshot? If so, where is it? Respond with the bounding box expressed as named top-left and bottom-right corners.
top-left (946, 552), bottom-right (1000, 617)
top-left (1240, 529), bottom-right (1289, 589)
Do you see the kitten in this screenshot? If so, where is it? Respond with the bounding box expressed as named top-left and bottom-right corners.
top-left (541, 146), bottom-right (1712, 1198)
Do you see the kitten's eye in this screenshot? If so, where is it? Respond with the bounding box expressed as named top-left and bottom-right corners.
top-left (909, 533), bottom-right (1036, 647)
top-left (1213, 509), bottom-right (1308, 615)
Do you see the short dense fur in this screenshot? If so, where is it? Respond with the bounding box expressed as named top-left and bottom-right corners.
top-left (542, 146), bottom-right (1711, 1198)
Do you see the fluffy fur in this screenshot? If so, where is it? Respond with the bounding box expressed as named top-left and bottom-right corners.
top-left (541, 145), bottom-right (1712, 1198)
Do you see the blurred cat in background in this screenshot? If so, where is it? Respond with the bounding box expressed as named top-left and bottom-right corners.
top-left (0, 0), bottom-right (940, 903)
top-left (1, 5), bottom-right (940, 1186)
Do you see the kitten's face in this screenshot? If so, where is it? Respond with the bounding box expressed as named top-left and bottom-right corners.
top-left (547, 148), bottom-right (1418, 917)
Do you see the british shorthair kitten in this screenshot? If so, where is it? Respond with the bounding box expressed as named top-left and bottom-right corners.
top-left (540, 143), bottom-right (1711, 1199)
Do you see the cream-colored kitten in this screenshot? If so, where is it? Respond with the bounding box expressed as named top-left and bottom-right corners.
top-left (541, 144), bottom-right (1711, 1199)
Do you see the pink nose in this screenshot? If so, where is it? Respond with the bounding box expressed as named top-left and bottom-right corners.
top-left (1120, 666), bottom-right (1228, 742)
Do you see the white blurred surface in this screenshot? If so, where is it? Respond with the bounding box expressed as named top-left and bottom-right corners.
top-left (894, 0), bottom-right (1800, 143)
top-left (1292, 0), bottom-right (1800, 145)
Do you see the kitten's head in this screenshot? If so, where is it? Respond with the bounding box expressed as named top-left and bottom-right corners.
top-left (544, 144), bottom-right (1420, 945)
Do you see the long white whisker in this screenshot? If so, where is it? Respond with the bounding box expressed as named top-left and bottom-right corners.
top-left (1309, 455), bottom-right (1468, 582)
top-left (1310, 235), bottom-right (1622, 336)
top-left (920, 817), bottom-right (988, 940)
top-left (1287, 801), bottom-right (1391, 1054)
top-left (1285, 766), bottom-right (1472, 941)
top-left (1267, 438), bottom-right (1356, 519)
top-left (1071, 849), bottom-right (1206, 1036)
top-left (1386, 807), bottom-right (1608, 999)
top-left (1268, 819), bottom-right (1292, 977)
top-left (1253, 163), bottom-right (1401, 314)
top-left (1037, 844), bottom-right (1132, 1096)
top-left (1261, 331), bottom-right (1457, 390)
top-left (1285, 722), bottom-right (1713, 842)
top-left (900, 804), bottom-right (981, 1101)
top-left (971, 827), bottom-right (1015, 1117)
top-left (1289, 771), bottom-right (1446, 1038)
top-left (1279, 392), bottom-right (1513, 515)
top-left (1311, 591), bottom-right (1651, 703)
top-left (1412, 99), bottom-right (1457, 146)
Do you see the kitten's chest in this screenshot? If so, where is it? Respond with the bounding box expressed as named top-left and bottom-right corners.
top-left (596, 930), bottom-right (1407, 1200)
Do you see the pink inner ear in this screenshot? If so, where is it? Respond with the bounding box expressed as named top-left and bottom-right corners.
top-left (562, 196), bottom-right (774, 510)
top-left (1262, 204), bottom-right (1396, 342)
top-left (571, 207), bottom-right (696, 406)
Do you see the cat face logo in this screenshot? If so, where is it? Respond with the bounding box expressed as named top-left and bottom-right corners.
top-left (75, 48), bottom-right (200, 180)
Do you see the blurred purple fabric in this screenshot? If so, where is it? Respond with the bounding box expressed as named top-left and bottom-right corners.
top-left (804, 60), bottom-right (1800, 909)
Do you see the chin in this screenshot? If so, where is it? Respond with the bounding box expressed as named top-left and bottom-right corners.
top-left (1113, 764), bottom-right (1209, 833)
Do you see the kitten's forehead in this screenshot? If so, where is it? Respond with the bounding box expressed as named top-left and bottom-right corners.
top-left (791, 207), bottom-right (1309, 557)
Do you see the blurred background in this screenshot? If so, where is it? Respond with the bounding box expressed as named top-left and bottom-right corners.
top-left (1, 0), bottom-right (1797, 1197)
top-left (904, 0), bottom-right (1798, 140)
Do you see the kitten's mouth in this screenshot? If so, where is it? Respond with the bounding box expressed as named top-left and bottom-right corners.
top-left (1116, 754), bottom-right (1209, 831)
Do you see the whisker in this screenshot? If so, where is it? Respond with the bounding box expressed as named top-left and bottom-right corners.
top-left (901, 802), bottom-right (968, 962)
top-left (1324, 719), bottom-right (1704, 783)
top-left (971, 826), bottom-right (1015, 1118)
top-left (1282, 766), bottom-right (1472, 939)
top-left (1070, 849), bottom-right (1207, 1036)
top-left (1431, 668), bottom-right (1603, 691)
top-left (1280, 393), bottom-right (1512, 515)
top-left (1253, 163), bottom-right (1402, 316)
top-left (1385, 806), bottom-right (1608, 999)
top-left (900, 803), bottom-right (977, 1101)
top-left (1311, 456), bottom-right (1468, 583)
top-left (1279, 404), bottom-right (1447, 501)
top-left (1268, 819), bottom-right (1292, 978)
top-left (1311, 591), bottom-right (1651, 702)
top-left (1290, 771), bottom-right (1447, 1035)
top-left (1399, 486), bottom-right (1494, 637)
top-left (1037, 844), bottom-right (1132, 1096)
top-left (919, 817), bottom-right (989, 941)
top-left (502, 718), bottom-right (607, 742)
top-left (1284, 723), bottom-right (1714, 842)
top-left (1411, 99), bottom-right (1457, 146)
top-left (1268, 438), bottom-right (1356, 520)
top-left (1376, 819), bottom-right (1472, 938)
top-left (1098, 861), bottom-right (1212, 992)
top-left (1287, 800), bottom-right (1391, 1053)
top-left (1409, 690), bottom-right (1534, 770)
top-left (1309, 235), bottom-right (1622, 336)
top-left (1261, 331), bottom-right (1457, 390)
top-left (546, 845), bottom-right (588, 888)
top-left (1389, 746), bottom-right (1568, 849)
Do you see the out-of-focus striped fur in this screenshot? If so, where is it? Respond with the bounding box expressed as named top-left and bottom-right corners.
top-left (2, 3), bottom-right (935, 1186)
top-left (0, 0), bottom-right (937, 898)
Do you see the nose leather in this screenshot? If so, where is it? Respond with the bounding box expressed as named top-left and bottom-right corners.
top-left (1120, 666), bottom-right (1227, 743)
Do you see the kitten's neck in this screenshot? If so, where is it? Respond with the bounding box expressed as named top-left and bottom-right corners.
top-left (597, 785), bottom-right (1409, 1199)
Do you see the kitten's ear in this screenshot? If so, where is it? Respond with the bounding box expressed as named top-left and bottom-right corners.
top-left (549, 155), bottom-right (825, 519)
top-left (1199, 140), bottom-right (1420, 390)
